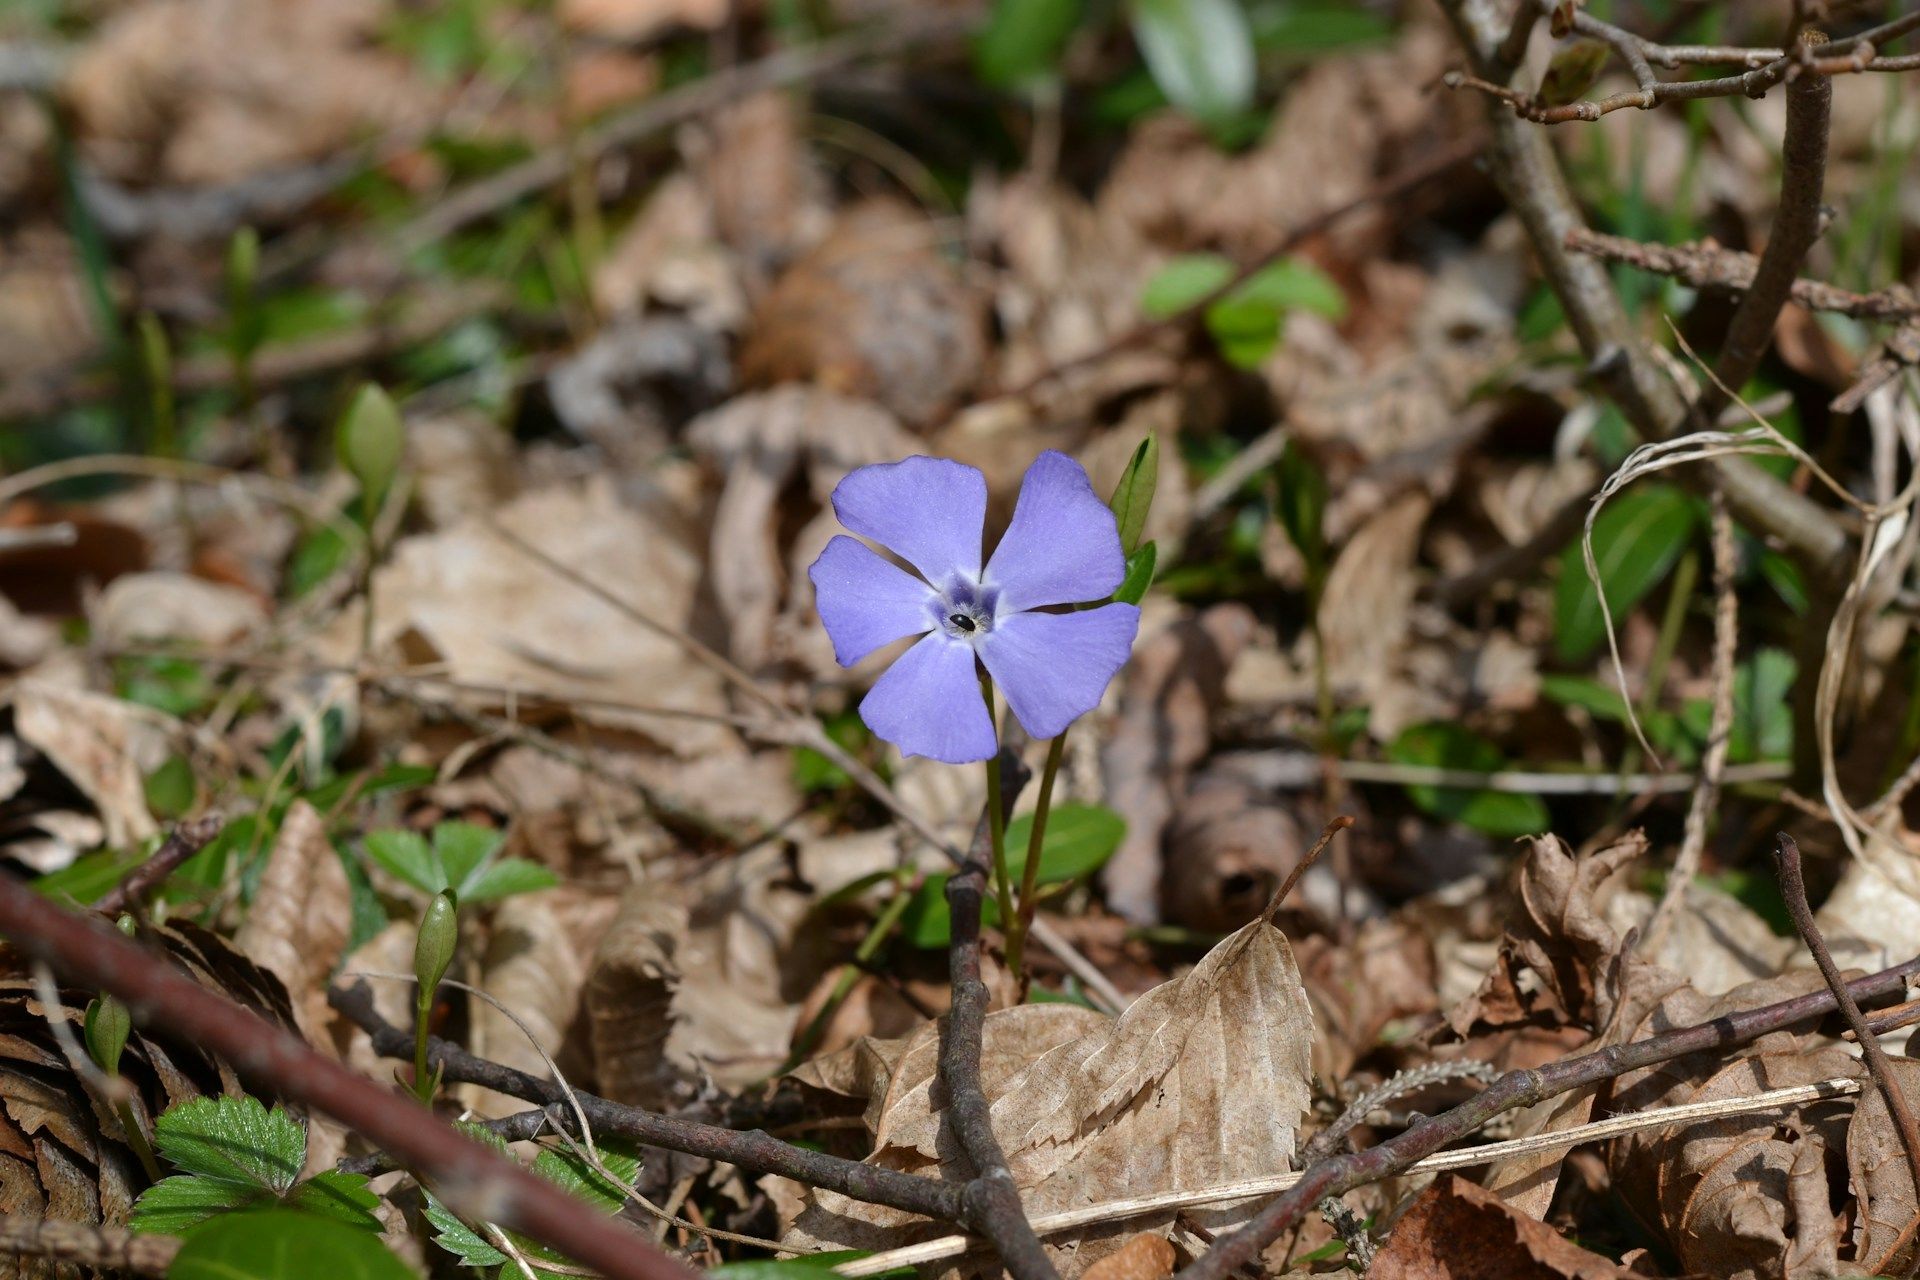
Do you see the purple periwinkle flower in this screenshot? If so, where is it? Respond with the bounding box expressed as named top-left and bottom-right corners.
top-left (809, 451), bottom-right (1141, 764)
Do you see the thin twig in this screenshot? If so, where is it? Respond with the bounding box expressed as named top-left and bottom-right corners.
top-left (1644, 486), bottom-right (1736, 951)
top-left (326, 981), bottom-right (969, 1224)
top-left (1776, 833), bottom-right (1920, 1275)
top-left (839, 1076), bottom-right (1866, 1276)
top-left (1161, 944), bottom-right (1920, 1280)
top-left (0, 1216), bottom-right (179, 1278)
top-left (942, 751), bottom-right (1056, 1280)
top-left (1565, 227), bottom-right (1920, 320)
top-left (0, 883), bottom-right (698, 1280)
top-left (91, 815), bottom-right (226, 916)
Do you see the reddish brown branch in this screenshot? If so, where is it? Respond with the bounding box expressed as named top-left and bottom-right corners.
top-left (90, 815), bottom-right (225, 916)
top-left (0, 879), bottom-right (697, 1280)
top-left (327, 980), bottom-right (968, 1223)
top-left (0, 1215), bottom-right (179, 1278)
top-left (1776, 833), bottom-right (1920, 1273)
top-left (942, 751), bottom-right (1055, 1280)
top-left (1565, 227), bottom-right (1920, 321)
top-left (1171, 947), bottom-right (1920, 1280)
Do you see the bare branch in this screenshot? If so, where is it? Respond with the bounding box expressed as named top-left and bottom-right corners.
top-left (1565, 227), bottom-right (1920, 320)
top-left (91, 814), bottom-right (226, 916)
top-left (0, 881), bottom-right (699, 1280)
top-left (0, 1215), bottom-right (179, 1278)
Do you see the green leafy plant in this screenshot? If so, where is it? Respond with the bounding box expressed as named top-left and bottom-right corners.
top-left (364, 820), bottom-right (558, 904)
top-left (1555, 484), bottom-right (1699, 663)
top-left (974, 0), bottom-right (1080, 90)
top-left (424, 1127), bottom-right (639, 1280)
top-left (1140, 254), bottom-right (1346, 368)
top-left (1385, 722), bottom-right (1549, 839)
top-left (130, 1096), bottom-right (382, 1236)
top-left (167, 1209), bottom-right (415, 1280)
top-left (904, 804), bottom-right (1126, 948)
top-left (1128, 0), bottom-right (1256, 127)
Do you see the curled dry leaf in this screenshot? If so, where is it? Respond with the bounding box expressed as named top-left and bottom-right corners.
top-left (1099, 604), bottom-right (1256, 925)
top-left (783, 916), bottom-right (1314, 1278)
top-left (11, 681), bottom-right (170, 849)
top-left (1160, 770), bottom-right (1308, 934)
top-left (320, 477), bottom-right (734, 756)
top-left (233, 800), bottom-right (352, 1044)
top-left (1370, 1175), bottom-right (1637, 1280)
top-left (738, 199), bottom-right (987, 425)
top-left (687, 386), bottom-right (919, 669)
top-left (1848, 1055), bottom-right (1920, 1275)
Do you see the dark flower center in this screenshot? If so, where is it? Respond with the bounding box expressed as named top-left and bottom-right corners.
top-left (934, 576), bottom-right (999, 640)
top-left (949, 614), bottom-right (977, 632)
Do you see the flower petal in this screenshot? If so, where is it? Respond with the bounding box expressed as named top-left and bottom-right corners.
top-left (809, 535), bottom-right (938, 666)
top-left (859, 632), bottom-right (996, 764)
top-left (983, 450), bottom-right (1125, 612)
top-left (978, 603), bottom-right (1140, 740)
top-left (831, 456), bottom-right (987, 586)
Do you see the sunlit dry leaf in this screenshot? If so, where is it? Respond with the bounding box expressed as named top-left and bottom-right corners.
top-left (786, 917), bottom-right (1314, 1277)
top-left (1847, 1056), bottom-right (1920, 1275)
top-left (234, 800), bottom-right (351, 1044)
top-left (12, 682), bottom-right (169, 849)
top-left (91, 572), bottom-right (267, 649)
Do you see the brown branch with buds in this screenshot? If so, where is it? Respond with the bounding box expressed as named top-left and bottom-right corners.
top-left (1565, 228), bottom-right (1920, 321)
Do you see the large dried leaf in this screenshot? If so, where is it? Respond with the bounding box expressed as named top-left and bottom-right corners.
top-left (233, 801), bottom-right (351, 1042)
top-left (11, 682), bottom-right (171, 849)
top-left (1848, 1056), bottom-right (1920, 1275)
top-left (1371, 1175), bottom-right (1636, 1279)
top-left (785, 917), bottom-right (1314, 1277)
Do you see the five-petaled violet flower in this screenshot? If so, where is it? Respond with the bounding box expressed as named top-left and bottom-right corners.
top-left (809, 451), bottom-right (1140, 764)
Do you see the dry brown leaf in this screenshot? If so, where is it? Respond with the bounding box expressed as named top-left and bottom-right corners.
top-left (1371, 1175), bottom-right (1637, 1279)
top-left (233, 800), bottom-right (351, 1043)
top-left (1098, 604), bottom-right (1255, 924)
top-left (785, 916), bottom-right (1314, 1277)
top-left (703, 91), bottom-right (826, 274)
top-left (687, 386), bottom-right (919, 670)
top-left (559, 0), bottom-right (727, 40)
top-left (738, 199), bottom-right (987, 425)
top-left (1160, 771), bottom-right (1307, 934)
top-left (1313, 491), bottom-right (1433, 742)
top-left (1847, 1056), bottom-right (1920, 1275)
top-left (68, 0), bottom-right (435, 187)
top-left (90, 572), bottom-right (267, 650)
top-left (1078, 1234), bottom-right (1175, 1280)
top-left (319, 477), bottom-right (733, 757)
top-left (10, 682), bottom-right (169, 849)
top-left (1293, 916), bottom-right (1438, 1085)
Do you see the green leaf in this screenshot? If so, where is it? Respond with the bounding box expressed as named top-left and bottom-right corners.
top-left (423, 1192), bottom-right (507, 1268)
top-left (284, 1172), bottom-right (384, 1232)
top-left (974, 0), bottom-right (1080, 89)
top-left (144, 754), bottom-right (198, 820)
top-left (168, 1210), bottom-right (417, 1280)
top-left (1204, 294), bottom-right (1286, 368)
top-left (461, 857), bottom-right (560, 904)
top-left (34, 849), bottom-right (143, 906)
top-left (131, 1175), bottom-right (268, 1236)
top-left (1537, 673), bottom-right (1631, 722)
top-left (1006, 804), bottom-right (1127, 883)
top-left (531, 1145), bottom-right (640, 1213)
top-left (1107, 436), bottom-right (1160, 553)
top-left (1249, 0), bottom-right (1393, 52)
top-left (1139, 253), bottom-right (1235, 318)
top-left (364, 830), bottom-right (442, 895)
top-left (1274, 443), bottom-right (1328, 584)
top-left (336, 383), bottom-right (405, 514)
top-left (1554, 484), bottom-right (1699, 663)
top-left (152, 1096), bottom-right (306, 1192)
top-left (1538, 38), bottom-right (1609, 106)
top-left (432, 820), bottom-right (504, 892)
top-left (1681, 648), bottom-right (1796, 764)
top-left (1759, 549), bottom-right (1808, 614)
top-left (1112, 541), bottom-right (1158, 605)
top-left (900, 806), bottom-right (1125, 947)
top-left (1231, 258), bottom-right (1346, 320)
top-left (1128, 0), bottom-right (1255, 126)
top-left (1385, 722), bottom-right (1549, 838)
top-left (286, 524), bottom-right (355, 600)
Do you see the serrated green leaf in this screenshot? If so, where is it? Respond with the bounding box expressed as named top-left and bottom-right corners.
top-left (424, 1191), bottom-right (509, 1268)
top-left (974, 0), bottom-right (1080, 89)
top-left (153, 1096), bottom-right (306, 1193)
top-left (130, 1174), bottom-right (269, 1236)
top-left (1107, 436), bottom-right (1159, 553)
top-left (1112, 541), bottom-right (1157, 605)
top-left (287, 1172), bottom-right (385, 1232)
top-left (1129, 0), bottom-right (1255, 125)
top-left (462, 858), bottom-right (560, 904)
top-left (1555, 484), bottom-right (1698, 663)
top-left (169, 1210), bottom-right (417, 1280)
top-left (433, 820), bottom-right (504, 892)
top-left (531, 1145), bottom-right (640, 1213)
top-left (1385, 722), bottom-right (1548, 838)
top-left (364, 830), bottom-right (441, 895)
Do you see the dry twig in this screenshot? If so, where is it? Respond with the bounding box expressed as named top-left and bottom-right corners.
top-left (91, 814), bottom-right (226, 916)
top-left (0, 1216), bottom-right (179, 1278)
top-left (1565, 227), bottom-right (1920, 320)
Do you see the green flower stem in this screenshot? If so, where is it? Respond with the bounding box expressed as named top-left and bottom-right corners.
top-left (1005, 732), bottom-right (1065, 986)
top-left (782, 871), bottom-right (918, 1070)
top-left (114, 1096), bottom-right (162, 1182)
top-left (979, 673), bottom-right (1015, 944)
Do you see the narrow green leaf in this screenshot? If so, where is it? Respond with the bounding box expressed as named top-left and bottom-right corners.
top-left (1385, 722), bottom-right (1548, 838)
top-left (1129, 0), bottom-right (1256, 125)
top-left (1274, 443), bottom-right (1328, 582)
top-left (1108, 436), bottom-right (1159, 553)
top-left (168, 1210), bottom-right (417, 1280)
top-left (152, 1096), bottom-right (306, 1193)
top-left (1554, 485), bottom-right (1699, 663)
top-left (1112, 541), bottom-right (1157, 605)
